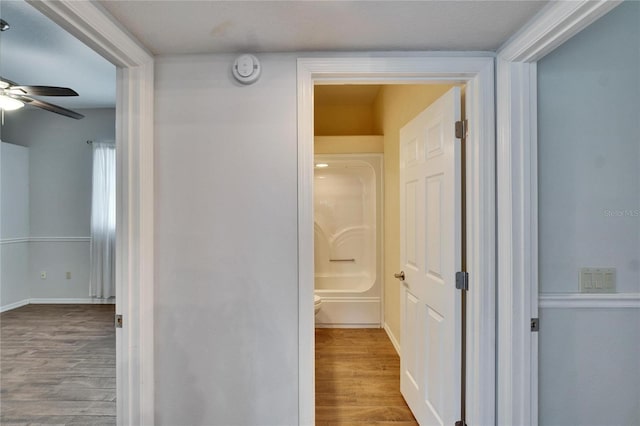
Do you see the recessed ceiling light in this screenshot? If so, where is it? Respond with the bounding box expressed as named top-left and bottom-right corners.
top-left (315, 163), bottom-right (329, 168)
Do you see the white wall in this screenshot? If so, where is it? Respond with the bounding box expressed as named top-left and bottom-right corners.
top-left (537, 2), bottom-right (640, 425)
top-left (1, 142), bottom-right (30, 309)
top-left (155, 54), bottom-right (299, 425)
top-left (1, 108), bottom-right (115, 300)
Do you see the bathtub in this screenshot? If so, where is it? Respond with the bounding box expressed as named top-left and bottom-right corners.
top-left (313, 153), bottom-right (383, 327)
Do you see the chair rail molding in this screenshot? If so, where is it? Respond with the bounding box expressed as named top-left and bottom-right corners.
top-left (27, 1), bottom-right (155, 425)
top-left (496, 1), bottom-right (622, 425)
top-left (539, 293), bottom-right (640, 309)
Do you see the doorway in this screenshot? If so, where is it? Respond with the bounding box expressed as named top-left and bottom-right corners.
top-left (312, 82), bottom-right (465, 424)
top-left (298, 56), bottom-right (496, 425)
top-left (25, 1), bottom-right (155, 423)
top-left (0, 1), bottom-right (118, 422)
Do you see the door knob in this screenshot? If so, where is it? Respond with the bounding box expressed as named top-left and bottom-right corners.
top-left (394, 271), bottom-right (405, 281)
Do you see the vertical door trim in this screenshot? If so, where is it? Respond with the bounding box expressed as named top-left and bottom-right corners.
top-left (496, 1), bottom-right (622, 425)
top-left (27, 1), bottom-right (155, 425)
top-left (297, 55), bottom-right (495, 426)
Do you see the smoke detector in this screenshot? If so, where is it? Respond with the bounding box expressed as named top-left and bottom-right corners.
top-left (232, 54), bottom-right (261, 85)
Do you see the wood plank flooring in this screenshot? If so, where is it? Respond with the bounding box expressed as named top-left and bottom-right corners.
top-left (1, 304), bottom-right (116, 425)
top-left (315, 328), bottom-right (418, 425)
top-left (2, 307), bottom-right (414, 425)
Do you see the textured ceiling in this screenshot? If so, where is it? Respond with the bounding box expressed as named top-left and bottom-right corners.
top-left (99, 0), bottom-right (549, 55)
top-left (0, 0), bottom-right (551, 110)
top-left (0, 0), bottom-right (115, 109)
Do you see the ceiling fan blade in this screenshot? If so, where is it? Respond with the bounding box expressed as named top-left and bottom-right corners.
top-left (18, 97), bottom-right (84, 120)
top-left (0, 76), bottom-right (19, 89)
top-left (10, 86), bottom-right (79, 97)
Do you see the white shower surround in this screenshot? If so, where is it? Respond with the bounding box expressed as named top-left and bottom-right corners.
top-left (314, 153), bottom-right (383, 327)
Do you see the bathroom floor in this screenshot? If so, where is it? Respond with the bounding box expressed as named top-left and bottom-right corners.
top-left (315, 328), bottom-right (418, 425)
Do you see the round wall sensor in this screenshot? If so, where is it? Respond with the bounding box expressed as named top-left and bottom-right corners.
top-left (232, 54), bottom-right (261, 84)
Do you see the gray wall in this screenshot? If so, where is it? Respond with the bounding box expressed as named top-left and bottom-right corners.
top-left (1, 108), bottom-right (115, 300)
top-left (538, 2), bottom-right (640, 425)
top-left (1, 142), bottom-right (30, 308)
top-left (155, 54), bottom-right (299, 425)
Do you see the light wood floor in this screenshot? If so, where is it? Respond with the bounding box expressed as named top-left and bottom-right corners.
top-left (1, 304), bottom-right (116, 425)
top-left (315, 328), bottom-right (418, 425)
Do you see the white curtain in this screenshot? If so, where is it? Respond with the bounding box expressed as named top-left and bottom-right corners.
top-left (90, 142), bottom-right (116, 299)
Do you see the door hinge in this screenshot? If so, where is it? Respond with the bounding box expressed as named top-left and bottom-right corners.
top-left (455, 119), bottom-right (468, 139)
top-left (455, 271), bottom-right (469, 290)
top-left (531, 318), bottom-right (539, 332)
top-left (115, 314), bottom-right (123, 329)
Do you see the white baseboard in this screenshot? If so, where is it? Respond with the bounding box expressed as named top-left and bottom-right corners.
top-left (30, 298), bottom-right (115, 305)
top-left (1, 236), bottom-right (91, 245)
top-left (29, 237), bottom-right (91, 243)
top-left (1, 298), bottom-right (116, 313)
top-left (0, 298), bottom-right (30, 313)
top-left (539, 292), bottom-right (640, 309)
top-left (384, 322), bottom-right (401, 356)
top-left (315, 323), bottom-right (380, 329)
top-left (0, 238), bottom-right (29, 245)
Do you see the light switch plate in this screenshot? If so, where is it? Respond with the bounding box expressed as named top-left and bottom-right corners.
top-left (580, 267), bottom-right (616, 293)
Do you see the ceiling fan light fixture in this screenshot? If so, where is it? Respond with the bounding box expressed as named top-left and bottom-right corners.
top-left (0, 95), bottom-right (25, 111)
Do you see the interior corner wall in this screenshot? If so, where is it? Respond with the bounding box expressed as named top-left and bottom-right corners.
top-left (1, 108), bottom-right (115, 300)
top-left (537, 2), bottom-right (640, 424)
top-left (375, 84), bottom-right (454, 347)
top-left (154, 53), bottom-right (298, 425)
top-left (1, 142), bottom-right (30, 309)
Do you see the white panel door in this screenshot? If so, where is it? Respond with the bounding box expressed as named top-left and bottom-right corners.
top-left (399, 87), bottom-right (461, 425)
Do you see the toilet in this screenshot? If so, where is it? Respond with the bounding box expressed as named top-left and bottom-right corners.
top-left (314, 294), bottom-right (322, 315)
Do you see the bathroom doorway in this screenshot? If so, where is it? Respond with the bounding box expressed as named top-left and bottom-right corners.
top-left (312, 82), bottom-right (462, 423)
top-left (298, 55), bottom-right (496, 426)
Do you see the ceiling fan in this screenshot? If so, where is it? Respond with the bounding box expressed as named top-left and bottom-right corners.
top-left (0, 76), bottom-right (84, 119)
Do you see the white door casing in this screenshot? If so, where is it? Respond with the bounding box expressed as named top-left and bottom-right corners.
top-left (27, 1), bottom-right (156, 424)
top-left (399, 87), bottom-right (462, 425)
top-left (297, 56), bottom-right (495, 426)
top-left (496, 2), bottom-right (622, 424)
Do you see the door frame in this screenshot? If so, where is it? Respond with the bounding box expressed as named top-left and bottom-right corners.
top-left (297, 56), bottom-right (496, 425)
top-left (495, 1), bottom-right (622, 425)
top-left (28, 1), bottom-right (155, 425)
